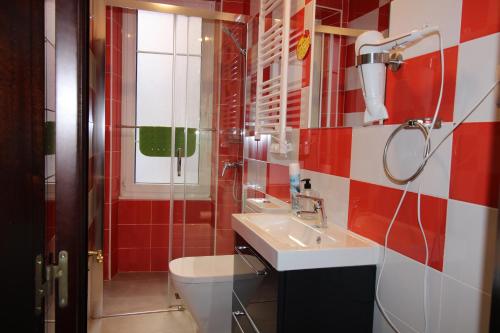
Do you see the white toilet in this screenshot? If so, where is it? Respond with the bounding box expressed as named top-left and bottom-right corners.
top-left (169, 255), bottom-right (235, 333)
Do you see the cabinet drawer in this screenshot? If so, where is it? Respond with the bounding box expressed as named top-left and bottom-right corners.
top-left (233, 235), bottom-right (280, 333)
top-left (232, 292), bottom-right (259, 333)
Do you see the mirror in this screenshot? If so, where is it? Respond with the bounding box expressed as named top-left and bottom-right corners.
top-left (309, 0), bottom-right (391, 128)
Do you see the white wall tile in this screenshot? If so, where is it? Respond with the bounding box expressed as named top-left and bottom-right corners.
top-left (454, 32), bottom-right (500, 123)
top-left (373, 306), bottom-right (419, 333)
top-left (288, 58), bottom-right (303, 91)
top-left (304, 1), bottom-right (314, 31)
top-left (300, 170), bottom-right (350, 228)
top-left (300, 86), bottom-right (310, 128)
top-left (45, 43), bottom-right (56, 111)
top-left (390, 0), bottom-right (462, 59)
top-left (247, 159), bottom-right (267, 192)
top-left (267, 129), bottom-right (299, 166)
top-left (440, 276), bottom-right (491, 333)
top-left (347, 8), bottom-right (379, 39)
top-left (45, 154), bottom-right (55, 182)
top-left (376, 249), bottom-right (443, 333)
top-left (344, 112), bottom-right (365, 127)
top-left (45, 0), bottom-right (55, 45)
top-left (345, 66), bottom-right (361, 91)
top-left (290, 0), bottom-right (305, 15)
top-left (243, 136), bottom-right (252, 159)
top-left (350, 124), bottom-right (453, 198)
top-left (444, 199), bottom-right (498, 294)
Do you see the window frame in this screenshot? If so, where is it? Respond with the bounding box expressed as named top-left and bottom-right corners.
top-left (119, 7), bottom-right (213, 200)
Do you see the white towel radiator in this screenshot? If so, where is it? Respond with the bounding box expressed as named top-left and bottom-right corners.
top-left (254, 0), bottom-right (291, 154)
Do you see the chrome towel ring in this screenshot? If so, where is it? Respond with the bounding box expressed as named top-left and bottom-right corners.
top-left (382, 120), bottom-right (431, 185)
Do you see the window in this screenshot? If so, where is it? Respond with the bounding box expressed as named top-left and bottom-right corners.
top-left (120, 9), bottom-right (213, 199)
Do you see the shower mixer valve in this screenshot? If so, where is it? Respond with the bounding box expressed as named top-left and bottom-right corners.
top-left (221, 160), bottom-right (243, 177)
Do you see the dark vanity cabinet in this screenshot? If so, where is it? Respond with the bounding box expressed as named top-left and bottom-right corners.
top-left (232, 234), bottom-right (376, 333)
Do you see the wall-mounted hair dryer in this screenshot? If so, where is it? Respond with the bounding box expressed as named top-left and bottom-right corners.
top-left (355, 26), bottom-right (439, 124)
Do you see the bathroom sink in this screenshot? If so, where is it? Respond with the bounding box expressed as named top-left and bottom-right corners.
top-left (244, 214), bottom-right (337, 248)
top-left (232, 213), bottom-right (380, 271)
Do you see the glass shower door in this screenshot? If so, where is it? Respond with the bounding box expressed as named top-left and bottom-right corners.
top-left (164, 13), bottom-right (216, 306)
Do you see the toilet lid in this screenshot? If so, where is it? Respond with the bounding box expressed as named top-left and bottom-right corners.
top-left (169, 255), bottom-right (236, 284)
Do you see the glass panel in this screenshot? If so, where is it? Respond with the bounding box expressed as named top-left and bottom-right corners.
top-left (187, 56), bottom-right (201, 119)
top-left (135, 53), bottom-right (173, 183)
top-left (137, 10), bottom-right (173, 53)
top-left (188, 17), bottom-right (202, 56)
top-left (175, 15), bottom-right (188, 54)
top-left (87, 0), bottom-right (106, 321)
top-left (135, 12), bottom-right (202, 185)
top-left (136, 53), bottom-right (173, 125)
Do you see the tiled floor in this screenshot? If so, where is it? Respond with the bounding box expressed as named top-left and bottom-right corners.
top-left (88, 272), bottom-right (197, 333)
top-left (103, 272), bottom-right (171, 315)
top-left (88, 311), bottom-right (197, 333)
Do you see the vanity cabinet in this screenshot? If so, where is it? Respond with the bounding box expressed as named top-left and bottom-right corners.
top-left (232, 234), bottom-right (376, 333)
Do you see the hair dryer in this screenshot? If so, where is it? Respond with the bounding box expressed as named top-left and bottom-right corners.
top-left (355, 26), bottom-right (439, 124)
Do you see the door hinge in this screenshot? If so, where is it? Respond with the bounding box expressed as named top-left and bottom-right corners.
top-left (35, 251), bottom-right (69, 314)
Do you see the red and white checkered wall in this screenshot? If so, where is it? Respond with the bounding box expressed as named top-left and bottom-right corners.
top-left (243, 0), bottom-right (499, 332)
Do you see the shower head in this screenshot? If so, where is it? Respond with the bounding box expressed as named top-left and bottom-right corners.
top-left (222, 26), bottom-right (246, 56)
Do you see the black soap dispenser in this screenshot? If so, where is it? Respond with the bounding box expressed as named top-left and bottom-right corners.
top-left (300, 178), bottom-right (319, 213)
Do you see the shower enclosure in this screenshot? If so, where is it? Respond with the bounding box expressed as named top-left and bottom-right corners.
top-left (100, 1), bottom-right (247, 316)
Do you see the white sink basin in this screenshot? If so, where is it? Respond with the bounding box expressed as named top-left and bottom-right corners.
top-left (232, 213), bottom-right (380, 271)
top-left (245, 214), bottom-right (337, 248)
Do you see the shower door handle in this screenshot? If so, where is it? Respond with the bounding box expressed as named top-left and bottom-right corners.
top-left (176, 148), bottom-right (182, 177)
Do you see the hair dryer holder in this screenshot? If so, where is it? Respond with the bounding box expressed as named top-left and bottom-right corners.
top-left (356, 52), bottom-right (404, 72)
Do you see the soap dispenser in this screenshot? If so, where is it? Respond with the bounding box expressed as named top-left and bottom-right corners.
top-left (300, 178), bottom-right (319, 214)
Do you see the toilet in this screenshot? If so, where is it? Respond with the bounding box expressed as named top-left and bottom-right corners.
top-left (169, 255), bottom-right (236, 333)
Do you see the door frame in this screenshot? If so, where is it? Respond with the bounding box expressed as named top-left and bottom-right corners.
top-left (0, 1), bottom-right (45, 331)
top-left (55, 0), bottom-right (89, 331)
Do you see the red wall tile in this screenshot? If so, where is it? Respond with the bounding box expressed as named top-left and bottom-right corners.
top-left (216, 229), bottom-right (236, 255)
top-left (151, 200), bottom-right (169, 225)
top-left (377, 3), bottom-right (390, 32)
top-left (118, 224), bottom-right (151, 248)
top-left (287, 89), bottom-right (302, 128)
top-left (460, 0), bottom-right (499, 43)
top-left (348, 180), bottom-right (447, 271)
top-left (299, 127), bottom-right (352, 178)
top-left (222, 0), bottom-right (250, 15)
top-left (150, 248), bottom-right (169, 271)
top-left (385, 46), bottom-right (458, 125)
top-left (118, 248), bottom-right (150, 272)
top-left (151, 225), bottom-right (169, 248)
top-left (450, 122), bottom-right (500, 208)
top-left (345, 43), bottom-right (356, 68)
top-left (266, 163), bottom-right (290, 202)
top-left (348, 0), bottom-right (379, 21)
top-left (344, 89), bottom-right (365, 114)
top-left (118, 200), bottom-right (151, 225)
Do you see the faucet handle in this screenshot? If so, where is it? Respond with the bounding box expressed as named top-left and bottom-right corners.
top-left (221, 162), bottom-right (229, 177)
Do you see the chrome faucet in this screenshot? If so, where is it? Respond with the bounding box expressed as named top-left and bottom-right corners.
top-left (221, 160), bottom-right (243, 177)
top-left (295, 194), bottom-right (327, 228)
